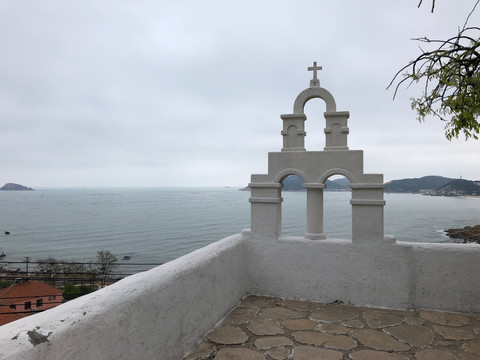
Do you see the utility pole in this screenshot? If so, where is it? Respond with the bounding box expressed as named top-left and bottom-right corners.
top-left (25, 256), bottom-right (30, 277)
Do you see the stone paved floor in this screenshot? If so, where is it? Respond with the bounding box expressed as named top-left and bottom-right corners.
top-left (183, 296), bottom-right (480, 360)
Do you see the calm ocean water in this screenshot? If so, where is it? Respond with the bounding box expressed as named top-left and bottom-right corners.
top-left (0, 188), bottom-right (479, 273)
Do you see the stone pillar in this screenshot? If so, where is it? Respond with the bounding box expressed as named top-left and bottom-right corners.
top-left (324, 111), bottom-right (349, 151)
top-left (249, 182), bottom-right (282, 239)
top-left (350, 183), bottom-right (386, 243)
top-left (304, 183), bottom-right (326, 240)
top-left (280, 114), bottom-right (307, 151)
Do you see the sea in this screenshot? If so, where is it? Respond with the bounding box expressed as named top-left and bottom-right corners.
top-left (0, 187), bottom-right (479, 274)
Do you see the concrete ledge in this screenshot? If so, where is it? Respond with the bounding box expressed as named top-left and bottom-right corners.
top-left (350, 199), bottom-right (386, 206)
top-left (249, 197), bottom-right (283, 204)
top-left (304, 232), bottom-right (327, 240)
top-left (1, 233), bottom-right (479, 359)
top-left (0, 234), bottom-right (248, 360)
top-left (246, 236), bottom-right (480, 312)
top-left (397, 241), bottom-right (480, 312)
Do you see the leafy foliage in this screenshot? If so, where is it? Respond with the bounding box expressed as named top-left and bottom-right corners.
top-left (63, 283), bottom-right (95, 301)
top-left (0, 280), bottom-right (13, 289)
top-left (389, 26), bottom-right (480, 140)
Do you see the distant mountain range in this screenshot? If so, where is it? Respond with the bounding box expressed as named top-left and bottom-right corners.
top-left (384, 176), bottom-right (454, 193)
top-left (256, 175), bottom-right (480, 196)
top-left (282, 175), bottom-right (349, 191)
top-left (384, 176), bottom-right (480, 196)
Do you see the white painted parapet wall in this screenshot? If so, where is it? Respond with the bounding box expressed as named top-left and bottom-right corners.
top-left (244, 233), bottom-right (480, 313)
top-left (0, 235), bottom-right (248, 360)
top-left (0, 233), bottom-right (479, 359)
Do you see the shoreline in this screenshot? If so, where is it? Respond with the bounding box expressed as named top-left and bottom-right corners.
top-left (445, 225), bottom-right (480, 244)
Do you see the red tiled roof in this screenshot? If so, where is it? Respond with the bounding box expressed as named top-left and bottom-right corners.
top-left (0, 280), bottom-right (62, 301)
top-left (0, 306), bottom-right (26, 326)
top-left (0, 280), bottom-right (63, 326)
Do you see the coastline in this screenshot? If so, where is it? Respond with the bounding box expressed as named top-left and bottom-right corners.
top-left (445, 225), bottom-right (480, 244)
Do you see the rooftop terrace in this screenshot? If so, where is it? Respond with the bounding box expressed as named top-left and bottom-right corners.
top-left (184, 295), bottom-right (480, 359)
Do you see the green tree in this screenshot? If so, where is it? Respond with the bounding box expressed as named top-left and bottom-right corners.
top-left (0, 280), bottom-right (13, 289)
top-left (389, 0), bottom-right (480, 140)
top-left (96, 250), bottom-right (118, 286)
top-left (63, 283), bottom-right (95, 301)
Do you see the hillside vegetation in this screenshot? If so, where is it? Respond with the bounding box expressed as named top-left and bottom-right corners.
top-left (282, 175), bottom-right (349, 191)
top-left (384, 176), bottom-right (453, 193)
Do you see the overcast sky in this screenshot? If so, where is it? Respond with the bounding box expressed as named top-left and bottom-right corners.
top-left (0, 1), bottom-right (479, 187)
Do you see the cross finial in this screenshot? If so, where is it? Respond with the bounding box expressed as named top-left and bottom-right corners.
top-left (308, 61), bottom-right (322, 87)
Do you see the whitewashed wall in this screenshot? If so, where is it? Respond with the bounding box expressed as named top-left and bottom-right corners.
top-left (0, 232), bottom-right (479, 360)
top-left (0, 234), bottom-right (248, 360)
top-left (244, 233), bottom-right (480, 312)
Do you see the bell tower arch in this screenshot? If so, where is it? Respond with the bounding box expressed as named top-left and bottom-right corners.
top-left (249, 62), bottom-right (389, 244)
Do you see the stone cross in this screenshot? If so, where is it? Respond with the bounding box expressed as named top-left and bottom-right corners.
top-left (308, 62), bottom-right (322, 87)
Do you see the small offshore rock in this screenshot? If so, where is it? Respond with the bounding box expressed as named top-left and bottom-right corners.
top-left (445, 224), bottom-right (480, 244)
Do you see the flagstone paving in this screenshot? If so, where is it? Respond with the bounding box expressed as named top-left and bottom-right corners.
top-left (183, 296), bottom-right (480, 360)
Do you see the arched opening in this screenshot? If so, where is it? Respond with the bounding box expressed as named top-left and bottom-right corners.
top-left (280, 174), bottom-right (306, 236)
top-left (303, 98), bottom-right (326, 151)
top-left (324, 174), bottom-right (352, 239)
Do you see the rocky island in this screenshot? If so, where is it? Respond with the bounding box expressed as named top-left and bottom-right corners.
top-left (445, 225), bottom-right (480, 244)
top-left (0, 183), bottom-right (34, 191)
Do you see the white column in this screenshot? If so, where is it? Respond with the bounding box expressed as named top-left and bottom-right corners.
top-left (323, 111), bottom-right (349, 151)
top-left (280, 114), bottom-right (307, 152)
top-left (249, 183), bottom-right (282, 239)
top-left (304, 183), bottom-right (326, 240)
top-left (350, 183), bottom-right (386, 243)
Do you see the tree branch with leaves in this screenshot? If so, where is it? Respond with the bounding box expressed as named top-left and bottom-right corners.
top-left (389, 1), bottom-right (480, 140)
